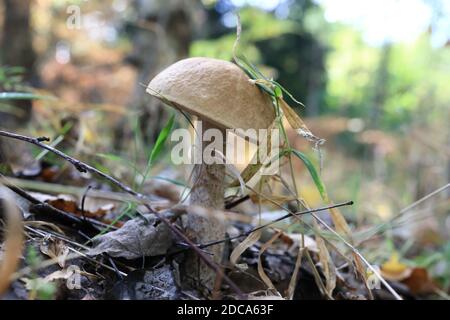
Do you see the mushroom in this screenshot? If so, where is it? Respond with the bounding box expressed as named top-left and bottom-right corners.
top-left (146, 57), bottom-right (275, 290)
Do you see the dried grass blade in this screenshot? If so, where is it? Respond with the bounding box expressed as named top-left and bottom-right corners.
top-left (0, 186), bottom-right (24, 295)
top-left (230, 229), bottom-right (262, 266)
top-left (257, 230), bottom-right (282, 295)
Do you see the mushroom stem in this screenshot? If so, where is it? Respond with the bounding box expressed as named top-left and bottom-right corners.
top-left (186, 120), bottom-right (226, 292)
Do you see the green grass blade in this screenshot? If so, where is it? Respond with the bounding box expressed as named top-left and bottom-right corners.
top-left (291, 149), bottom-right (327, 200)
top-left (138, 114), bottom-right (175, 190)
top-left (0, 92), bottom-right (55, 100)
top-left (148, 114), bottom-right (175, 165)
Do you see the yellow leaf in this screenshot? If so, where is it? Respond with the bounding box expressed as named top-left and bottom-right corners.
top-left (381, 252), bottom-right (412, 281)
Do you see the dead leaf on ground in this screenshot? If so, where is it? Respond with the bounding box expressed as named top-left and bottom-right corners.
top-left (40, 239), bottom-right (70, 268)
top-left (402, 268), bottom-right (437, 295)
top-left (88, 214), bottom-right (173, 259)
top-left (380, 252), bottom-right (412, 281)
top-left (46, 198), bottom-right (119, 227)
top-left (381, 252), bottom-right (437, 295)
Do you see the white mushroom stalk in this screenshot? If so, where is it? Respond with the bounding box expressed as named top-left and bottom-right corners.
top-left (147, 57), bottom-right (275, 293)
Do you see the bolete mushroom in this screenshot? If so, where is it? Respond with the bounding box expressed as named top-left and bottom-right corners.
top-left (146, 57), bottom-right (275, 290)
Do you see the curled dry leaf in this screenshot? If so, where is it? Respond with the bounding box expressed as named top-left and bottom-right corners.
top-left (40, 239), bottom-right (70, 268)
top-left (89, 214), bottom-right (173, 259)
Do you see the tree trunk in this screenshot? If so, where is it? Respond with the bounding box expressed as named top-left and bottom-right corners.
top-left (0, 0), bottom-right (37, 167)
top-left (116, 0), bottom-right (202, 146)
top-left (1, 0), bottom-right (36, 78)
top-left (1, 0), bottom-right (37, 125)
top-left (371, 43), bottom-right (391, 129)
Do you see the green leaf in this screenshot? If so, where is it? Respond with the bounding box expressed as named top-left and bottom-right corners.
top-left (0, 92), bottom-right (55, 100)
top-left (291, 149), bottom-right (327, 199)
top-left (148, 114), bottom-right (175, 165)
top-left (274, 85), bottom-right (283, 98)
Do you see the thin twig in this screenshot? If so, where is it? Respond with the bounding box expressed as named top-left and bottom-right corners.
top-left (192, 201), bottom-right (353, 250)
top-left (225, 195), bottom-right (250, 210)
top-left (24, 225), bottom-right (128, 277)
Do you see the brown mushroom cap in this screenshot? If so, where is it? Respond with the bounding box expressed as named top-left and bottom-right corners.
top-left (146, 57), bottom-right (275, 131)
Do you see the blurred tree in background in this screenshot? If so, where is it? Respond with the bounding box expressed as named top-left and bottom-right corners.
top-left (0, 0), bottom-right (37, 127)
top-left (117, 0), bottom-right (204, 145)
top-left (193, 0), bottom-right (327, 116)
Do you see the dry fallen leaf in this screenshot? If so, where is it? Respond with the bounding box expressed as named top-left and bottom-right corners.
top-left (381, 252), bottom-right (412, 281)
top-left (402, 268), bottom-right (436, 295)
top-left (46, 197), bottom-right (120, 227)
top-left (89, 214), bottom-right (173, 259)
top-left (47, 198), bottom-right (111, 218)
top-left (381, 252), bottom-right (437, 295)
top-left (40, 239), bottom-right (70, 268)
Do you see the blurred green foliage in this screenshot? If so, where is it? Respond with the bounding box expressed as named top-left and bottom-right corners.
top-left (192, 0), bottom-right (450, 129)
